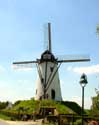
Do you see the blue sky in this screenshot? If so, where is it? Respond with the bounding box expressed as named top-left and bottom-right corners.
top-left (0, 0), bottom-right (99, 109)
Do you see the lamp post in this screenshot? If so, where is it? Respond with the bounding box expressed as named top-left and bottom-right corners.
top-left (79, 73), bottom-right (88, 125)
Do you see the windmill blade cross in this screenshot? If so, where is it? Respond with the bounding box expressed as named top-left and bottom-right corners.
top-left (57, 54), bottom-right (90, 63)
top-left (44, 23), bottom-right (52, 52)
top-left (12, 60), bottom-right (38, 69)
top-left (13, 60), bottom-right (37, 64)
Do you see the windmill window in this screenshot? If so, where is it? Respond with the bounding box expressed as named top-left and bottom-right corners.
top-left (43, 54), bottom-right (51, 59)
top-left (50, 67), bottom-right (54, 72)
top-left (41, 78), bottom-right (44, 83)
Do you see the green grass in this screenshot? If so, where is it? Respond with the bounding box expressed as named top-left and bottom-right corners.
top-left (0, 99), bottom-right (83, 121)
top-left (10, 99), bottom-right (72, 114)
top-left (0, 113), bottom-right (11, 120)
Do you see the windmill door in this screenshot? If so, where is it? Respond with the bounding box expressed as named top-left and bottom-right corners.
top-left (51, 89), bottom-right (55, 100)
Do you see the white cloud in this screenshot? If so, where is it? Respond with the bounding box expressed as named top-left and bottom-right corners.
top-left (0, 79), bottom-right (35, 103)
top-left (17, 79), bottom-right (30, 84)
top-left (0, 65), bottom-right (6, 73)
top-left (67, 64), bottom-right (99, 75)
top-left (12, 64), bottom-right (33, 71)
top-left (71, 96), bottom-right (92, 109)
top-left (60, 80), bottom-right (65, 86)
top-left (0, 81), bottom-right (15, 102)
top-left (67, 66), bottom-right (72, 71)
top-left (63, 96), bottom-right (92, 109)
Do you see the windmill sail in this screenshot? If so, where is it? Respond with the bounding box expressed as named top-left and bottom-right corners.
top-left (13, 61), bottom-right (37, 64)
top-left (44, 23), bottom-right (52, 52)
top-left (57, 54), bottom-right (90, 63)
top-left (12, 61), bottom-right (37, 69)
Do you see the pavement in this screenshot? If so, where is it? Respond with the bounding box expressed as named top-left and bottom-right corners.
top-left (0, 119), bottom-right (42, 125)
top-left (0, 119), bottom-right (9, 125)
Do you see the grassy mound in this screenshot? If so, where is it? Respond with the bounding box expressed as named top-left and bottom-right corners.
top-left (0, 99), bottom-right (83, 120)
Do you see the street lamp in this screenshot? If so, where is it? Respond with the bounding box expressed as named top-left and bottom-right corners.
top-left (79, 73), bottom-right (88, 125)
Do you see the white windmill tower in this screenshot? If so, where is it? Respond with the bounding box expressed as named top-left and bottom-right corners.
top-left (13, 23), bottom-right (90, 101)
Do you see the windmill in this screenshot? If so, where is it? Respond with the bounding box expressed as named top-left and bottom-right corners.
top-left (13, 23), bottom-right (90, 101)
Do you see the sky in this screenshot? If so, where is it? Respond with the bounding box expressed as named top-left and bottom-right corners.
top-left (0, 0), bottom-right (99, 109)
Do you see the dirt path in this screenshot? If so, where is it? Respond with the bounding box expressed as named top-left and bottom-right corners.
top-left (5, 119), bottom-right (42, 125)
top-left (0, 119), bottom-right (9, 125)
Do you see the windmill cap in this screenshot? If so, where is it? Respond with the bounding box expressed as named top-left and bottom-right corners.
top-left (40, 50), bottom-right (57, 62)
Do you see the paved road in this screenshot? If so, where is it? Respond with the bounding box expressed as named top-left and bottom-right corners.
top-left (0, 120), bottom-right (9, 125)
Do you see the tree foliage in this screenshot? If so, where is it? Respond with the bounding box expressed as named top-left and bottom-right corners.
top-left (91, 93), bottom-right (99, 115)
top-left (0, 101), bottom-right (9, 110)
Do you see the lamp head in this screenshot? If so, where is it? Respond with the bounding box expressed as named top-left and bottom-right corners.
top-left (79, 73), bottom-right (88, 87)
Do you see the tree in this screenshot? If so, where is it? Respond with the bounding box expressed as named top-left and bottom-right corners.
top-left (91, 92), bottom-right (99, 115)
top-left (0, 101), bottom-right (9, 109)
